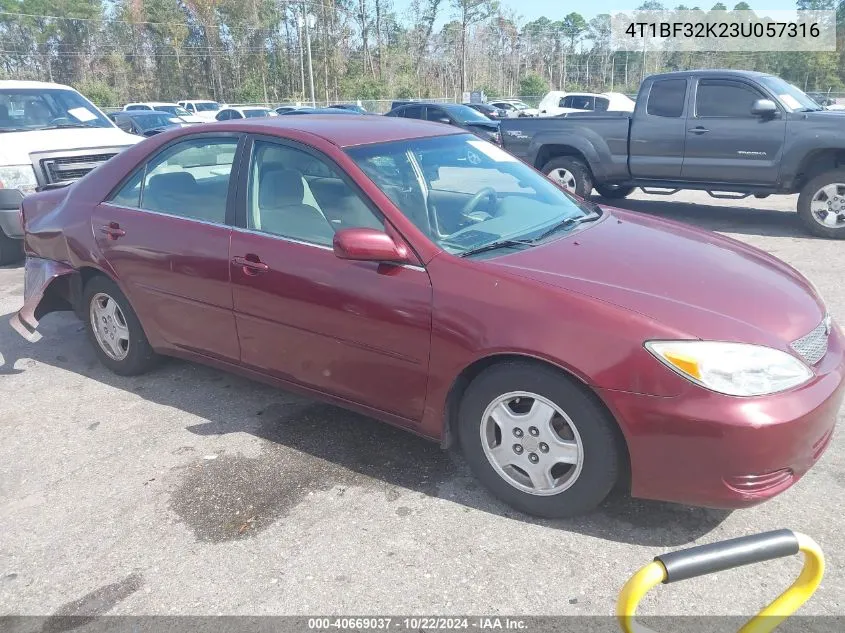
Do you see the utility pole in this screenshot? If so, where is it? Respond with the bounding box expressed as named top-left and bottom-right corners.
top-left (298, 13), bottom-right (306, 102)
top-left (303, 3), bottom-right (316, 107)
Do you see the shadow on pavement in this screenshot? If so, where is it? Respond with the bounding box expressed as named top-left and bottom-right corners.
top-left (1, 308), bottom-right (731, 547)
top-left (593, 195), bottom-right (815, 239)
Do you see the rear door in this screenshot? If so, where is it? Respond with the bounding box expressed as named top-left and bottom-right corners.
top-left (681, 78), bottom-right (787, 184)
top-left (92, 134), bottom-right (244, 361)
top-left (629, 78), bottom-right (688, 179)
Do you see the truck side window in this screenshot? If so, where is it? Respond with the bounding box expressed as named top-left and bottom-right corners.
top-left (647, 79), bottom-right (686, 118)
top-left (696, 80), bottom-right (761, 118)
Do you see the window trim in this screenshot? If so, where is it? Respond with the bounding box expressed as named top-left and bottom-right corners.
top-left (692, 78), bottom-right (774, 119)
top-left (644, 78), bottom-right (688, 119)
top-left (234, 134), bottom-right (390, 249)
top-left (103, 132), bottom-right (247, 227)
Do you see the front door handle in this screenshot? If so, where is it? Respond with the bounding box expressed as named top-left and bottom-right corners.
top-left (99, 222), bottom-right (125, 240)
top-left (688, 127), bottom-right (710, 135)
top-left (232, 254), bottom-right (269, 276)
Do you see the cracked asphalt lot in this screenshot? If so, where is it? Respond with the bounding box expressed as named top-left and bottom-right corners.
top-left (1, 191), bottom-right (843, 618)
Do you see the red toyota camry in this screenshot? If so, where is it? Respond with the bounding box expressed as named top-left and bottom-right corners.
top-left (11, 116), bottom-right (844, 518)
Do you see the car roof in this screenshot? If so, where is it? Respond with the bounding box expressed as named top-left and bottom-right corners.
top-left (212, 115), bottom-right (462, 148)
top-left (648, 69), bottom-right (772, 80)
top-left (0, 80), bottom-right (75, 90)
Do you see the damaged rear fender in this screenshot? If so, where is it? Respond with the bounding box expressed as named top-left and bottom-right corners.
top-left (10, 258), bottom-right (77, 341)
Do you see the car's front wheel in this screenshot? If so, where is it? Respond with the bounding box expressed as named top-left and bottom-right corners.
top-left (83, 275), bottom-right (159, 376)
top-left (458, 362), bottom-right (621, 518)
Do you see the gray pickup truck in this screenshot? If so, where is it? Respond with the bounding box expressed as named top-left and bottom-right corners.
top-left (500, 69), bottom-right (845, 239)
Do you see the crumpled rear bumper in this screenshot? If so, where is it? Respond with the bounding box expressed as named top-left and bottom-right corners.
top-left (9, 256), bottom-right (75, 342)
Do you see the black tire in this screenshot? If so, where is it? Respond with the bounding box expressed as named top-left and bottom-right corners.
top-left (541, 156), bottom-right (593, 198)
top-left (594, 184), bottom-right (636, 200)
top-left (797, 169), bottom-right (845, 239)
top-left (0, 231), bottom-right (23, 266)
top-left (457, 362), bottom-right (621, 518)
top-left (83, 275), bottom-right (159, 376)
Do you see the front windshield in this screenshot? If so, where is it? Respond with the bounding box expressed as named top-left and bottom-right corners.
top-left (157, 105), bottom-right (191, 117)
top-left (195, 102), bottom-right (220, 112)
top-left (758, 76), bottom-right (822, 112)
top-left (346, 134), bottom-right (597, 256)
top-left (135, 113), bottom-right (179, 130)
top-left (450, 104), bottom-right (493, 124)
top-left (0, 88), bottom-right (113, 131)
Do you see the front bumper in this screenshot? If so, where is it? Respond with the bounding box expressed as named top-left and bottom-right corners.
top-left (0, 189), bottom-right (24, 238)
top-left (600, 327), bottom-right (845, 509)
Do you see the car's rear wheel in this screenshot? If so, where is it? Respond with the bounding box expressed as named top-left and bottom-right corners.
top-left (0, 231), bottom-right (23, 266)
top-left (458, 362), bottom-right (621, 518)
top-left (798, 170), bottom-right (845, 239)
top-left (542, 156), bottom-right (592, 197)
top-left (594, 184), bottom-right (636, 199)
top-left (83, 276), bottom-right (159, 376)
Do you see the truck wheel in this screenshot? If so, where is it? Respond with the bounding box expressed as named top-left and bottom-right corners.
top-left (0, 231), bottom-right (23, 266)
top-left (595, 184), bottom-right (636, 200)
top-left (542, 157), bottom-right (593, 197)
top-left (798, 169), bottom-right (845, 239)
top-left (458, 361), bottom-right (620, 518)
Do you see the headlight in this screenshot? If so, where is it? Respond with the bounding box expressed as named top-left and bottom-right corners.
top-left (645, 341), bottom-right (813, 396)
top-left (0, 165), bottom-right (38, 194)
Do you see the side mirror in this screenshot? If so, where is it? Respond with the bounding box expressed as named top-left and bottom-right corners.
top-left (333, 228), bottom-right (410, 264)
top-left (751, 99), bottom-right (777, 117)
top-left (435, 116), bottom-right (452, 125)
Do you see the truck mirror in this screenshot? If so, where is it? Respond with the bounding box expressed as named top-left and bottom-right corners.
top-left (751, 99), bottom-right (777, 117)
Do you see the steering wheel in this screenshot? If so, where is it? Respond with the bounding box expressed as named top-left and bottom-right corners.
top-left (48, 116), bottom-right (72, 125)
top-left (460, 187), bottom-right (498, 218)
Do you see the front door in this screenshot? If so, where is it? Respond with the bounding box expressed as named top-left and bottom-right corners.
top-left (93, 134), bottom-right (243, 361)
top-left (229, 138), bottom-right (433, 421)
top-left (681, 78), bottom-right (787, 184)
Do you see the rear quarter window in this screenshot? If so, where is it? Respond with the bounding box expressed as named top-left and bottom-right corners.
top-left (647, 79), bottom-right (687, 118)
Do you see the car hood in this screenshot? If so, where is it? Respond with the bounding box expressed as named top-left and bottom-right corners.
top-left (0, 127), bottom-right (139, 164)
top-left (486, 208), bottom-right (826, 346)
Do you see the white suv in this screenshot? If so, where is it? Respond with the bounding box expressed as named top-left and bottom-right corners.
top-left (0, 81), bottom-right (139, 264)
top-left (177, 100), bottom-right (222, 120)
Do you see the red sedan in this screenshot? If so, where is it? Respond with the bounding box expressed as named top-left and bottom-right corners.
top-left (11, 116), bottom-right (844, 517)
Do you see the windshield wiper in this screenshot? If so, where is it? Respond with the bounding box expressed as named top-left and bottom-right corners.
top-left (532, 213), bottom-right (601, 242)
top-left (458, 238), bottom-right (534, 258)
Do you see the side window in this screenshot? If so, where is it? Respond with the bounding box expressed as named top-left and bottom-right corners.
top-left (247, 140), bottom-right (383, 246)
top-left (594, 97), bottom-right (609, 112)
top-left (696, 80), bottom-right (762, 118)
top-left (426, 107), bottom-right (448, 122)
top-left (126, 105), bottom-right (141, 111)
top-left (216, 110), bottom-right (229, 121)
top-left (647, 79), bottom-right (687, 118)
top-left (109, 137), bottom-right (238, 223)
top-left (402, 105), bottom-right (423, 119)
top-left (231, 111), bottom-right (243, 119)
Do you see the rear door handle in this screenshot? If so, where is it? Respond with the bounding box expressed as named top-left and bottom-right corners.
top-left (688, 127), bottom-right (710, 134)
top-left (232, 255), bottom-right (269, 275)
top-left (99, 222), bottom-right (125, 239)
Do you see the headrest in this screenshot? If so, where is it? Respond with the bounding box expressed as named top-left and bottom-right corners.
top-left (259, 167), bottom-right (305, 207)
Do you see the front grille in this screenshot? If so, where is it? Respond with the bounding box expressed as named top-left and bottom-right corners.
top-left (40, 152), bottom-right (118, 185)
top-left (791, 316), bottom-right (831, 365)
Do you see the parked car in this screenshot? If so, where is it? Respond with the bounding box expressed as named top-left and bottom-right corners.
top-left (464, 102), bottom-right (507, 119)
top-left (177, 100), bottom-right (222, 120)
top-left (328, 103), bottom-right (368, 114)
top-left (109, 110), bottom-right (190, 136)
top-left (123, 102), bottom-right (204, 123)
top-left (12, 116), bottom-right (843, 518)
top-left (500, 70), bottom-right (845, 239)
top-left (215, 106), bottom-right (278, 120)
top-left (278, 107), bottom-right (362, 116)
top-left (385, 102), bottom-right (500, 144)
top-left (489, 99), bottom-right (539, 118)
top-left (0, 80), bottom-right (139, 264)
top-left (275, 105), bottom-right (310, 114)
top-left (538, 92), bottom-right (636, 117)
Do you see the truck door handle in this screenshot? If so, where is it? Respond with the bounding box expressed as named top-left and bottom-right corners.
top-left (688, 127), bottom-right (710, 134)
top-left (232, 254), bottom-right (269, 276)
top-left (99, 222), bottom-right (125, 239)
